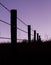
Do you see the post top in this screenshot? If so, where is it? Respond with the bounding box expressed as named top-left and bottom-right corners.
top-left (11, 9), bottom-right (17, 12)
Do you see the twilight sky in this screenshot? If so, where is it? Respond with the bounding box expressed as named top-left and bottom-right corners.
top-left (0, 0), bottom-right (51, 42)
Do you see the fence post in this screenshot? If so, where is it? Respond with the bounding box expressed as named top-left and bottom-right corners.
top-left (11, 9), bottom-right (17, 45)
top-left (37, 33), bottom-right (39, 41)
top-left (34, 30), bottom-right (36, 41)
top-left (39, 35), bottom-right (41, 41)
top-left (28, 25), bottom-right (31, 43)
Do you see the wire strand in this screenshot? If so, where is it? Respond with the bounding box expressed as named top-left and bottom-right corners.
top-left (0, 2), bottom-right (10, 12)
top-left (17, 27), bottom-right (34, 36)
top-left (17, 39), bottom-right (27, 40)
top-left (0, 20), bottom-right (10, 25)
top-left (0, 37), bottom-right (11, 39)
top-left (17, 27), bottom-right (28, 33)
top-left (17, 17), bottom-right (27, 26)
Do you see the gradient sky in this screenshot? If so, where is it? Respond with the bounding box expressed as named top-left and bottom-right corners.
top-left (0, 0), bottom-right (51, 42)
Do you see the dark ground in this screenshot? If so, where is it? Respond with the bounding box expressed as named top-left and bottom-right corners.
top-left (0, 41), bottom-right (51, 65)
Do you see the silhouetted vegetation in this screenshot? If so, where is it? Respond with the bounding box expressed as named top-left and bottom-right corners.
top-left (0, 40), bottom-right (51, 64)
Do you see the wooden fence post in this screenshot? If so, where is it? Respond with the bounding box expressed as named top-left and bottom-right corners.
top-left (34, 30), bottom-right (36, 41)
top-left (11, 9), bottom-right (17, 45)
top-left (37, 33), bottom-right (39, 41)
top-left (39, 35), bottom-right (41, 41)
top-left (28, 25), bottom-right (31, 43)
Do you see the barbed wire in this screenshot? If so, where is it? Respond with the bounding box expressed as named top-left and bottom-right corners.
top-left (0, 2), bottom-right (10, 12)
top-left (0, 19), bottom-right (34, 38)
top-left (0, 2), bottom-right (27, 26)
top-left (0, 2), bottom-right (34, 39)
top-left (17, 27), bottom-right (28, 33)
top-left (17, 39), bottom-right (27, 40)
top-left (0, 2), bottom-right (34, 31)
top-left (0, 37), bottom-right (11, 39)
top-left (0, 20), bottom-right (10, 25)
top-left (0, 20), bottom-right (28, 34)
top-left (0, 37), bottom-right (27, 41)
top-left (0, 37), bottom-right (26, 40)
top-left (17, 17), bottom-right (27, 26)
top-left (17, 27), bottom-right (34, 36)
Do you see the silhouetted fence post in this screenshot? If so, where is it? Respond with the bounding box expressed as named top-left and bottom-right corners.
top-left (39, 35), bottom-right (41, 41)
top-left (11, 9), bottom-right (17, 45)
top-left (37, 33), bottom-right (39, 41)
top-left (34, 30), bottom-right (36, 41)
top-left (28, 25), bottom-right (31, 43)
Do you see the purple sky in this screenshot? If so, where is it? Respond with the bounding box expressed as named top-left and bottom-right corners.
top-left (0, 0), bottom-right (51, 42)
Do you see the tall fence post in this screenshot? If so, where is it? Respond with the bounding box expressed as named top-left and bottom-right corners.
top-left (28, 25), bottom-right (31, 43)
top-left (37, 33), bottom-right (39, 41)
top-left (34, 30), bottom-right (36, 41)
top-left (11, 9), bottom-right (17, 45)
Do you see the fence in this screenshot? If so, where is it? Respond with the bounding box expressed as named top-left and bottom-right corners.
top-left (0, 2), bottom-right (41, 43)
